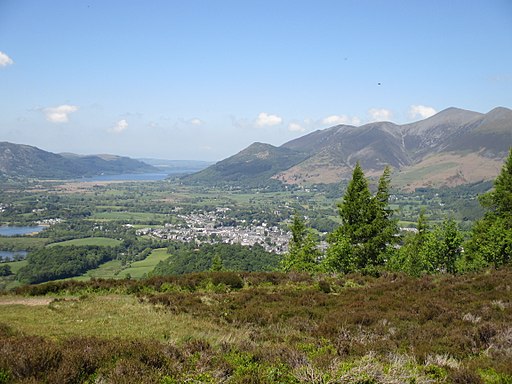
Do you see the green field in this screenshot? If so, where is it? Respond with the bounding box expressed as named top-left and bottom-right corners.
top-left (124, 248), bottom-right (170, 278)
top-left (73, 248), bottom-right (170, 280)
top-left (393, 162), bottom-right (459, 187)
top-left (77, 260), bottom-right (125, 280)
top-left (0, 260), bottom-right (27, 290)
top-left (47, 237), bottom-right (122, 247)
top-left (90, 211), bottom-right (169, 222)
top-left (0, 237), bottom-right (49, 251)
top-left (3, 259), bottom-right (28, 274)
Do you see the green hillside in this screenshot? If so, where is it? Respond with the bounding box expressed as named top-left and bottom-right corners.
top-left (1, 269), bottom-right (511, 383)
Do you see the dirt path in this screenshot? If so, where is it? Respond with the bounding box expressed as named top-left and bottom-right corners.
top-left (0, 297), bottom-right (53, 306)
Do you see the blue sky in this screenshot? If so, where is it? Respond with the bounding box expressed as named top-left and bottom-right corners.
top-left (1, 0), bottom-right (511, 160)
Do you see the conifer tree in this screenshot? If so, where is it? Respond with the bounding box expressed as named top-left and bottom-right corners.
top-left (369, 166), bottom-right (399, 264)
top-left (210, 254), bottom-right (223, 271)
top-left (326, 163), bottom-right (397, 272)
top-left (281, 213), bottom-right (320, 272)
top-left (467, 148), bottom-right (512, 268)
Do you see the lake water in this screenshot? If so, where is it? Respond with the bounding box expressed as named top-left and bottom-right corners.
top-left (0, 250), bottom-right (28, 261)
top-left (78, 173), bottom-right (169, 182)
top-left (0, 226), bottom-right (45, 236)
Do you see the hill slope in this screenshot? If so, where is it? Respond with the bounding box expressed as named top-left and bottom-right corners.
top-left (187, 107), bottom-right (512, 189)
top-left (0, 142), bottom-right (158, 179)
top-left (183, 142), bottom-right (309, 186)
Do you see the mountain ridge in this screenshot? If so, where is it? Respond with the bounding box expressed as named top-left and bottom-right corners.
top-left (0, 142), bottom-right (158, 179)
top-left (186, 107), bottom-right (512, 190)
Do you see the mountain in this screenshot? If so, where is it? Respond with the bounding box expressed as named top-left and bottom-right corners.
top-left (184, 142), bottom-right (309, 186)
top-left (0, 142), bottom-right (158, 179)
top-left (185, 107), bottom-right (512, 190)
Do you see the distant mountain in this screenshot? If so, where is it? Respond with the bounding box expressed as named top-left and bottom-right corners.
top-left (185, 107), bottom-right (512, 190)
top-left (0, 142), bottom-right (158, 179)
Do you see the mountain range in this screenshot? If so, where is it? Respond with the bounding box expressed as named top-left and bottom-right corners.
top-left (0, 142), bottom-right (158, 179)
top-left (185, 107), bottom-right (512, 190)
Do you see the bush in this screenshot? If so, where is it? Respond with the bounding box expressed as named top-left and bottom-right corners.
top-left (211, 272), bottom-right (244, 290)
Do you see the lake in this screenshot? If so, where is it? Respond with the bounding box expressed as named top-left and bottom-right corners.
top-left (0, 226), bottom-right (45, 236)
top-left (78, 173), bottom-right (169, 182)
top-left (0, 250), bottom-right (28, 261)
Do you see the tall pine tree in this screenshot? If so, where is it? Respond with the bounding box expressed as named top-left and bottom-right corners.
top-left (467, 148), bottom-right (512, 268)
top-left (326, 163), bottom-right (397, 272)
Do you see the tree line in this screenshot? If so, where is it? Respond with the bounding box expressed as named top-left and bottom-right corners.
top-left (281, 148), bottom-right (512, 275)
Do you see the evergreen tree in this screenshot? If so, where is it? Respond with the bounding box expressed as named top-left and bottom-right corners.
top-left (485, 147), bottom-right (512, 220)
top-left (210, 254), bottom-right (224, 271)
top-left (281, 213), bottom-right (320, 272)
top-left (326, 163), bottom-right (397, 272)
top-left (369, 166), bottom-right (399, 264)
top-left (467, 148), bottom-right (512, 268)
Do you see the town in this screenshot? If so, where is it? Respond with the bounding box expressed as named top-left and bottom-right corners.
top-left (136, 207), bottom-right (290, 254)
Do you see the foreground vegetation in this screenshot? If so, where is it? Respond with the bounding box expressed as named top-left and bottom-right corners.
top-left (1, 269), bottom-right (511, 383)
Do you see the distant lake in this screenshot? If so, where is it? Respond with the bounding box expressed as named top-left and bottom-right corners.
top-left (78, 173), bottom-right (169, 182)
top-left (0, 250), bottom-right (28, 261)
top-left (0, 226), bottom-right (45, 236)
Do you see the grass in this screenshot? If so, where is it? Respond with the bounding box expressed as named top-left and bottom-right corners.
top-left (47, 237), bottom-right (122, 247)
top-left (63, 248), bottom-right (170, 281)
top-left (76, 260), bottom-right (126, 280)
top-left (0, 260), bottom-right (28, 290)
top-left (0, 294), bottom-right (237, 344)
top-left (2, 269), bottom-right (512, 382)
top-left (0, 237), bottom-right (49, 251)
top-left (124, 248), bottom-right (170, 278)
top-left (89, 211), bottom-right (169, 222)
top-left (3, 260), bottom-right (28, 274)
top-left (394, 162), bottom-right (460, 188)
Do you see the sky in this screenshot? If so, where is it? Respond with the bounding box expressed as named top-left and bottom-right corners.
top-left (0, 0), bottom-right (511, 161)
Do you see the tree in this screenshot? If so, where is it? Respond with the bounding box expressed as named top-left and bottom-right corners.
top-left (369, 166), bottom-right (399, 264)
top-left (280, 213), bottom-right (320, 272)
top-left (0, 264), bottom-right (12, 277)
top-left (484, 147), bottom-right (512, 220)
top-left (388, 210), bottom-right (431, 276)
top-left (467, 148), bottom-right (512, 268)
top-left (437, 218), bottom-right (463, 274)
top-left (326, 163), bottom-right (398, 273)
top-left (210, 254), bottom-right (224, 272)
top-left (389, 213), bottom-right (463, 276)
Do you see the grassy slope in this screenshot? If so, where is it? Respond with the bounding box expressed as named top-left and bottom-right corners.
top-left (0, 260), bottom-right (27, 290)
top-left (47, 237), bottom-right (122, 247)
top-left (70, 248), bottom-right (169, 281)
top-left (74, 260), bottom-right (125, 281)
top-left (124, 248), bottom-right (170, 278)
top-left (1, 270), bottom-right (511, 383)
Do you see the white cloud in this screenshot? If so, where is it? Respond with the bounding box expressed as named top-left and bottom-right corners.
top-left (255, 112), bottom-right (282, 127)
top-left (288, 122), bottom-right (305, 132)
top-left (322, 115), bottom-right (361, 126)
top-left (43, 105), bottom-right (78, 123)
top-left (111, 119), bottom-right (129, 133)
top-left (0, 51), bottom-right (13, 67)
top-left (368, 108), bottom-right (393, 122)
top-left (189, 118), bottom-right (203, 126)
top-left (408, 105), bottom-right (437, 120)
